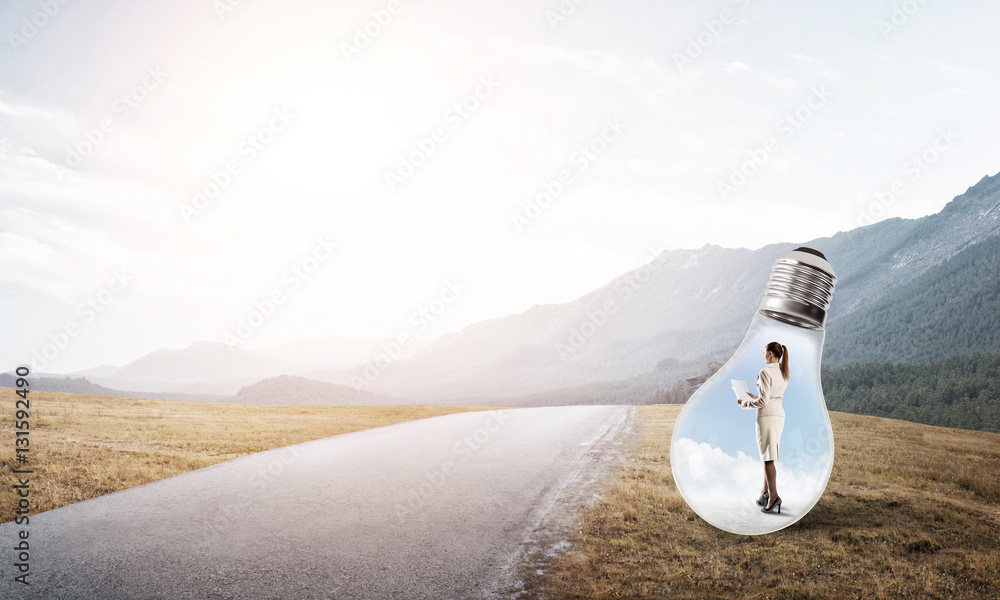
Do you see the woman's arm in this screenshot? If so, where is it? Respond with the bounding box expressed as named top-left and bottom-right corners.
top-left (741, 370), bottom-right (771, 409)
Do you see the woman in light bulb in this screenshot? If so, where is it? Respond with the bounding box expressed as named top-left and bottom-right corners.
top-left (737, 341), bottom-right (789, 514)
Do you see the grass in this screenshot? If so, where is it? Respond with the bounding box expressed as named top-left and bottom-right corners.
top-left (524, 404), bottom-right (1000, 600)
top-left (0, 389), bottom-right (499, 524)
top-left (6, 392), bottom-right (999, 598)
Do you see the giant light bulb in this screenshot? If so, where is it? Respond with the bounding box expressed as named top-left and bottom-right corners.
top-left (670, 247), bottom-right (837, 535)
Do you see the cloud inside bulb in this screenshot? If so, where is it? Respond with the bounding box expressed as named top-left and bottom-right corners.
top-left (675, 437), bottom-right (831, 512)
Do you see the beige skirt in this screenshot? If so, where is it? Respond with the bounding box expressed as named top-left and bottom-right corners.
top-left (756, 415), bottom-right (785, 461)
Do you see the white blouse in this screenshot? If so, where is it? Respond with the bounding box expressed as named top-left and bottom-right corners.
top-left (740, 362), bottom-right (787, 417)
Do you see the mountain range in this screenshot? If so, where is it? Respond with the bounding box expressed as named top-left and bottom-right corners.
top-left (355, 170), bottom-right (1000, 402)
top-left (66, 337), bottom-right (432, 395)
top-left (9, 170), bottom-right (1000, 406)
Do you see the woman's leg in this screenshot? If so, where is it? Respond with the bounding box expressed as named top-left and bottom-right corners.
top-left (764, 460), bottom-right (778, 507)
top-left (756, 419), bottom-right (768, 495)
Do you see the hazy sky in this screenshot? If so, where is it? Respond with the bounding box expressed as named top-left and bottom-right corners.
top-left (1, 0), bottom-right (998, 371)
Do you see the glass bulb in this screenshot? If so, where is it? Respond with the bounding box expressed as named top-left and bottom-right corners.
top-left (669, 247), bottom-right (837, 535)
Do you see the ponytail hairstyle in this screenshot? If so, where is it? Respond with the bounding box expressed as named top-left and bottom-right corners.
top-left (766, 341), bottom-right (790, 381)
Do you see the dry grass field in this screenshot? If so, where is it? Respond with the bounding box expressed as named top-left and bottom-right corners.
top-left (6, 391), bottom-right (999, 598)
top-left (0, 389), bottom-right (498, 524)
top-left (522, 404), bottom-right (1000, 600)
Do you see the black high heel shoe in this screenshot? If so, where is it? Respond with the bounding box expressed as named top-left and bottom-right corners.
top-left (755, 491), bottom-right (769, 506)
top-left (761, 496), bottom-right (782, 514)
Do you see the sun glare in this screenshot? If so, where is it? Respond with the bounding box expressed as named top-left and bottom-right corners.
top-left (261, 86), bottom-right (400, 195)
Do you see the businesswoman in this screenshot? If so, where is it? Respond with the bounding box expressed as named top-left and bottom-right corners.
top-left (737, 341), bottom-right (789, 513)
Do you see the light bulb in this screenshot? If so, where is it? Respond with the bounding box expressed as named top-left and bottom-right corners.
top-left (669, 247), bottom-right (837, 535)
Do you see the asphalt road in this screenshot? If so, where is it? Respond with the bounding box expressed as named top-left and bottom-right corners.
top-left (1, 404), bottom-right (634, 600)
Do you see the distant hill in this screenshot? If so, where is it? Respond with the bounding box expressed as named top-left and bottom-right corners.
top-left (0, 372), bottom-right (406, 407)
top-left (83, 337), bottom-right (431, 396)
top-left (825, 234), bottom-right (1000, 364)
top-left (821, 353), bottom-right (1000, 433)
top-left (233, 375), bottom-right (402, 406)
top-left (252, 337), bottom-right (432, 368)
top-left (68, 364), bottom-right (122, 378)
top-left (498, 356), bottom-right (726, 408)
top-left (0, 373), bottom-right (226, 403)
top-left (96, 341), bottom-right (303, 393)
